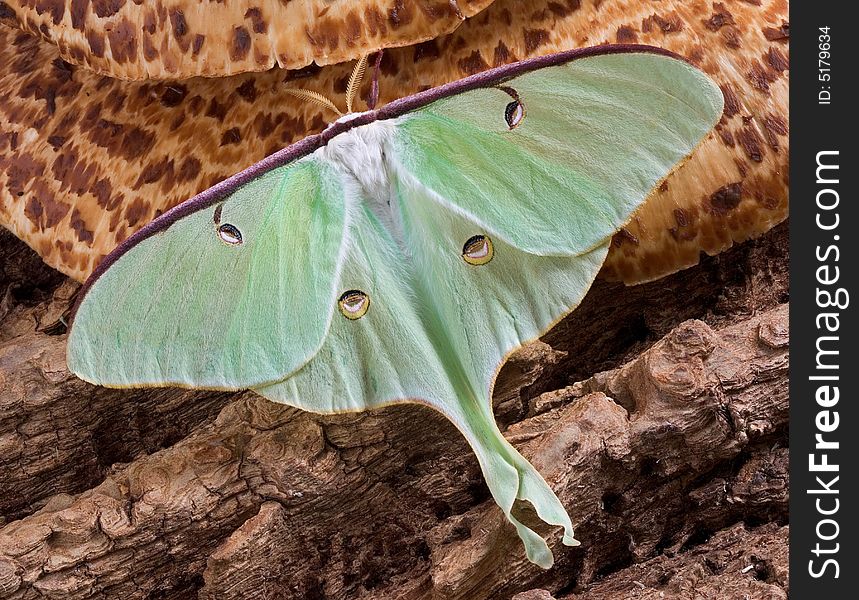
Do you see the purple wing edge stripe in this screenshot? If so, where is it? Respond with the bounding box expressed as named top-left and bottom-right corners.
top-left (70, 43), bottom-right (682, 322)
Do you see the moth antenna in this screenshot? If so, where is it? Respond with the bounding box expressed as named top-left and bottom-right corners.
top-left (283, 88), bottom-right (343, 117)
top-left (346, 55), bottom-right (368, 114)
top-left (368, 50), bottom-right (383, 110)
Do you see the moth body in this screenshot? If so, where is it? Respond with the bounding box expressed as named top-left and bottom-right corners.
top-left (318, 118), bottom-right (405, 243)
top-left (66, 48), bottom-right (724, 568)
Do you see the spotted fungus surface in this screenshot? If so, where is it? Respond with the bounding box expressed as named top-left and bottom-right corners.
top-left (0, 0), bottom-right (497, 79)
top-left (0, 0), bottom-right (788, 285)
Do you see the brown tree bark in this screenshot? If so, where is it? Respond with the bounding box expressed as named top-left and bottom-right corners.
top-left (0, 222), bottom-right (788, 599)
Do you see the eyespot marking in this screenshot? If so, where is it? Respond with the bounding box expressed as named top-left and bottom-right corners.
top-left (504, 101), bottom-right (525, 129)
top-left (217, 223), bottom-right (243, 245)
top-left (338, 290), bottom-right (370, 320)
top-left (462, 235), bottom-right (494, 265)
top-left (499, 86), bottom-right (525, 129)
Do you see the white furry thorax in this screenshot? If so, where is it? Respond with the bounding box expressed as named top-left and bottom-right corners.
top-left (318, 117), bottom-right (412, 243)
top-left (319, 117), bottom-right (398, 203)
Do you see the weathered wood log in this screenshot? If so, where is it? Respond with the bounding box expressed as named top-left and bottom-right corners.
top-left (0, 223), bottom-right (788, 599)
top-left (516, 522), bottom-right (788, 599)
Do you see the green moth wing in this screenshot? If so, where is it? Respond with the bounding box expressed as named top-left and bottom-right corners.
top-left (67, 46), bottom-right (724, 567)
top-left (256, 180), bottom-right (610, 565)
top-left (385, 52), bottom-right (722, 256)
top-left (67, 159), bottom-right (348, 389)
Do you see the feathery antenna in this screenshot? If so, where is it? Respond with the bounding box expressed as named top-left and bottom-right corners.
top-left (282, 88), bottom-right (343, 117)
top-left (346, 55), bottom-right (368, 114)
top-left (283, 54), bottom-right (375, 120)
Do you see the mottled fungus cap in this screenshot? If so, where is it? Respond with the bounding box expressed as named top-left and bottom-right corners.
top-left (0, 0), bottom-right (788, 285)
top-left (0, 0), bottom-right (496, 79)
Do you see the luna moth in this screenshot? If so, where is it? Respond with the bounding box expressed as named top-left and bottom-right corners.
top-left (66, 45), bottom-right (723, 568)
